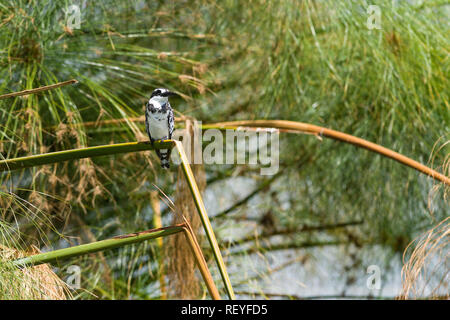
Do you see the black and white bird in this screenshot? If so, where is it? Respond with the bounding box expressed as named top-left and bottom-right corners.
top-left (145, 88), bottom-right (176, 169)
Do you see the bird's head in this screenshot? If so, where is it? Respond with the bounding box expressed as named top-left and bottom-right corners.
top-left (150, 88), bottom-right (177, 104)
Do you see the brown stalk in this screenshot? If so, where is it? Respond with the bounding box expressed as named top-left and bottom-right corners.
top-left (0, 79), bottom-right (78, 100)
top-left (207, 120), bottom-right (450, 186)
top-left (181, 218), bottom-right (221, 300)
top-left (56, 116), bottom-right (448, 185)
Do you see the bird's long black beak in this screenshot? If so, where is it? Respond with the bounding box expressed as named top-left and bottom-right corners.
top-left (162, 91), bottom-right (178, 97)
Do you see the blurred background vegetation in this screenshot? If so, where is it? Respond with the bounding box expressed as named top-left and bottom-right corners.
top-left (0, 0), bottom-right (448, 299)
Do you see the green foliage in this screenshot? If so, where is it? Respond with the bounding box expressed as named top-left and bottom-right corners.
top-left (0, 0), bottom-right (448, 299)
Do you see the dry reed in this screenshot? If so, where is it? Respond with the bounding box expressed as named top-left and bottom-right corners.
top-left (0, 245), bottom-right (71, 300)
top-left (399, 152), bottom-right (449, 300)
top-left (399, 217), bottom-right (449, 299)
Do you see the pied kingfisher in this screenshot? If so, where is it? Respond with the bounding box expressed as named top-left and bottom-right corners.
top-left (145, 88), bottom-right (176, 169)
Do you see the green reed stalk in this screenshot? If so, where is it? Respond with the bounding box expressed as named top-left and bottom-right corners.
top-left (13, 225), bottom-right (185, 267)
top-left (0, 141), bottom-right (174, 172)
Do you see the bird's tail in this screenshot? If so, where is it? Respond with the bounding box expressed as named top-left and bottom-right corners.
top-left (156, 148), bottom-right (172, 169)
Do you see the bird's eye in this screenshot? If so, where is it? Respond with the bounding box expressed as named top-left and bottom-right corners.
top-left (151, 90), bottom-right (161, 98)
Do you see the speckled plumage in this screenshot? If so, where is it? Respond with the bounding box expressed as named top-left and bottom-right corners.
top-left (145, 88), bottom-right (175, 169)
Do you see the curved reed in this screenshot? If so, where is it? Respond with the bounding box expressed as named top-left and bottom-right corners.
top-left (205, 120), bottom-right (450, 186)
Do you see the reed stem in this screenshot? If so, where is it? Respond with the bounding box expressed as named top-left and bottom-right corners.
top-left (0, 79), bottom-right (78, 100)
top-left (174, 140), bottom-right (235, 300)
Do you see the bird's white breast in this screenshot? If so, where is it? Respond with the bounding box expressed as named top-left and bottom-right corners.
top-left (148, 110), bottom-right (169, 140)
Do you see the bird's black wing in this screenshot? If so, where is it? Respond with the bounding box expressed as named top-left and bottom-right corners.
top-left (167, 103), bottom-right (174, 139)
top-left (145, 102), bottom-right (153, 142)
